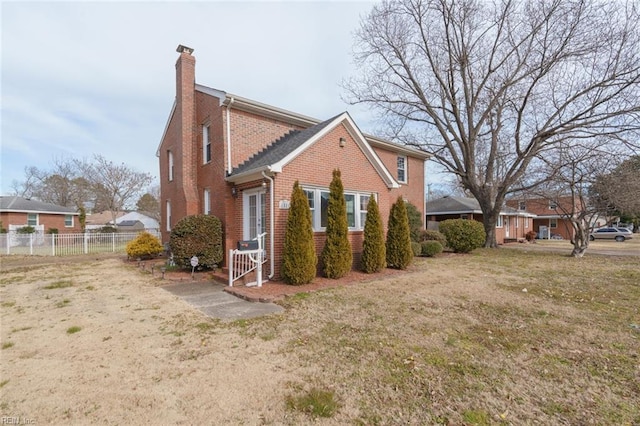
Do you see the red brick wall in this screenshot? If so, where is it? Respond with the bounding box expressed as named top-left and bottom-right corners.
top-left (0, 212), bottom-right (80, 233)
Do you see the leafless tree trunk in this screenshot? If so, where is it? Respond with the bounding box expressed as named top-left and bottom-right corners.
top-left (345, 0), bottom-right (640, 247)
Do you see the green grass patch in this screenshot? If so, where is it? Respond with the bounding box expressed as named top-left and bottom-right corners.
top-left (55, 299), bottom-right (71, 308)
top-left (286, 388), bottom-right (339, 418)
top-left (1, 301), bottom-right (16, 308)
top-left (2, 342), bottom-right (15, 349)
top-left (0, 379), bottom-right (9, 388)
top-left (43, 280), bottom-right (73, 290)
top-left (66, 326), bottom-right (82, 334)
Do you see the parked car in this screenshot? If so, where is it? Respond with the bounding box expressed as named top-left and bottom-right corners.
top-left (589, 227), bottom-right (634, 242)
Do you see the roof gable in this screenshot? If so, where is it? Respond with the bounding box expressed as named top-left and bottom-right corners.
top-left (227, 112), bottom-right (400, 188)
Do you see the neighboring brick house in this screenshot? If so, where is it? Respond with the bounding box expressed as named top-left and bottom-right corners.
top-left (157, 45), bottom-right (429, 279)
top-left (0, 196), bottom-right (80, 233)
top-left (506, 197), bottom-right (583, 240)
top-left (425, 196), bottom-right (536, 243)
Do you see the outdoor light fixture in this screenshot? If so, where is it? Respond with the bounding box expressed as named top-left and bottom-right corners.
top-left (262, 179), bottom-right (267, 188)
top-left (339, 137), bottom-right (346, 147)
top-left (231, 186), bottom-right (238, 198)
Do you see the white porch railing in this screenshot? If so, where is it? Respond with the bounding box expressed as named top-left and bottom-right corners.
top-left (228, 233), bottom-right (267, 288)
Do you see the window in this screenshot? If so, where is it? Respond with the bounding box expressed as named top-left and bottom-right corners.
top-left (203, 189), bottom-right (211, 215)
top-left (397, 156), bottom-right (407, 183)
top-left (550, 218), bottom-right (557, 228)
top-left (168, 150), bottom-right (174, 181)
top-left (519, 201), bottom-right (526, 211)
top-left (27, 213), bottom-right (38, 226)
top-left (496, 215), bottom-right (503, 228)
top-left (460, 214), bottom-right (469, 220)
top-left (525, 217), bottom-right (529, 228)
top-left (166, 201), bottom-right (172, 232)
top-left (202, 125), bottom-right (211, 164)
top-left (64, 215), bottom-right (73, 227)
top-left (303, 187), bottom-right (374, 231)
top-left (549, 200), bottom-right (558, 209)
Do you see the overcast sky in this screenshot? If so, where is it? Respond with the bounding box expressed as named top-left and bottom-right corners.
top-left (1, 1), bottom-right (444, 196)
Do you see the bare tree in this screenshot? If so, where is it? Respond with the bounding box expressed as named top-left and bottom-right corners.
top-left (346, 0), bottom-right (640, 247)
top-left (591, 155), bottom-right (640, 225)
top-left (81, 155), bottom-right (154, 227)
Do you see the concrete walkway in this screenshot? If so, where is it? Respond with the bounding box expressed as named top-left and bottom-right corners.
top-left (161, 281), bottom-right (284, 321)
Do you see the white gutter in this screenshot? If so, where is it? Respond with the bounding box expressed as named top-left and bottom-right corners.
top-left (226, 97), bottom-right (235, 175)
top-left (262, 170), bottom-right (275, 280)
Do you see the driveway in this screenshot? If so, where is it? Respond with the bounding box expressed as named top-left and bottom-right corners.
top-left (161, 281), bottom-right (284, 321)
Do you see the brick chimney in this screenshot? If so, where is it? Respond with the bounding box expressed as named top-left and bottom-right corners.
top-left (175, 45), bottom-right (199, 215)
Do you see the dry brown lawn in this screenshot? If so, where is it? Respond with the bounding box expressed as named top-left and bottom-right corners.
top-left (1, 248), bottom-right (639, 425)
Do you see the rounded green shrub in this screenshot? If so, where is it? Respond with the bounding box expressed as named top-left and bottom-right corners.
top-left (419, 229), bottom-right (447, 247)
top-left (421, 240), bottom-right (443, 257)
top-left (321, 169), bottom-right (352, 278)
top-left (386, 196), bottom-right (412, 269)
top-left (126, 231), bottom-right (164, 259)
top-left (438, 219), bottom-right (485, 253)
top-left (169, 214), bottom-right (223, 269)
top-left (411, 241), bottom-right (422, 257)
top-left (361, 195), bottom-right (386, 273)
top-left (282, 181), bottom-right (317, 285)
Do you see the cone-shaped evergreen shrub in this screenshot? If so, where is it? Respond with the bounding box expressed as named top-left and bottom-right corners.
top-left (169, 214), bottom-right (223, 269)
top-left (439, 219), bottom-right (485, 253)
top-left (361, 195), bottom-right (386, 273)
top-left (386, 196), bottom-right (412, 269)
top-left (321, 169), bottom-right (352, 278)
top-left (282, 181), bottom-right (317, 285)
top-left (405, 202), bottom-right (423, 242)
top-left (126, 231), bottom-right (164, 259)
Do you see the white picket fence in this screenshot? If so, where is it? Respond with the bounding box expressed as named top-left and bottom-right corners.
top-left (0, 231), bottom-right (161, 256)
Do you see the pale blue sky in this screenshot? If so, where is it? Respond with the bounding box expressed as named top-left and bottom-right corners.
top-left (1, 1), bottom-right (445, 195)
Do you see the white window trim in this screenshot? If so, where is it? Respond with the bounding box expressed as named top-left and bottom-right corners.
top-left (166, 201), bottom-right (172, 232)
top-left (64, 215), bottom-right (74, 227)
top-left (550, 218), bottom-right (558, 228)
top-left (203, 189), bottom-right (211, 215)
top-left (168, 150), bottom-right (174, 182)
top-left (202, 124), bottom-right (211, 164)
top-left (27, 213), bottom-right (39, 227)
top-left (496, 215), bottom-right (503, 228)
top-left (302, 186), bottom-right (375, 232)
top-left (397, 155), bottom-right (407, 184)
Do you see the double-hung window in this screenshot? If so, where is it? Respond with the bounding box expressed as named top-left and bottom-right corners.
top-left (303, 187), bottom-right (374, 231)
top-left (203, 189), bottom-right (211, 215)
top-left (64, 215), bottom-right (73, 227)
top-left (496, 215), bottom-right (503, 228)
top-left (168, 150), bottom-right (174, 181)
top-left (27, 213), bottom-right (38, 226)
top-left (397, 156), bottom-right (407, 183)
top-left (202, 125), bottom-right (211, 164)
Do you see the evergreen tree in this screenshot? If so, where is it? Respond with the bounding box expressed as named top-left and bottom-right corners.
top-left (386, 196), bottom-right (412, 269)
top-left (321, 169), bottom-right (352, 278)
top-left (361, 195), bottom-right (386, 273)
top-left (282, 181), bottom-right (317, 285)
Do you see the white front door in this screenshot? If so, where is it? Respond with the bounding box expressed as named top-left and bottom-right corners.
top-left (243, 190), bottom-right (266, 240)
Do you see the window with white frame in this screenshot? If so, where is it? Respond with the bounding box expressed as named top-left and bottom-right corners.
top-left (202, 125), bottom-right (211, 164)
top-left (549, 200), bottom-right (558, 209)
top-left (27, 213), bottom-right (38, 226)
top-left (64, 215), bottom-right (73, 227)
top-left (496, 215), bottom-right (503, 228)
top-left (303, 187), bottom-right (374, 231)
top-left (397, 156), bottom-right (407, 183)
top-left (519, 201), bottom-right (526, 210)
top-left (166, 201), bottom-right (172, 232)
top-left (550, 218), bottom-right (557, 228)
top-left (203, 189), bottom-right (211, 215)
top-left (168, 150), bottom-right (174, 181)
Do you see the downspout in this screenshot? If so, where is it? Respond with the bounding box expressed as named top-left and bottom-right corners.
top-left (226, 97), bottom-right (235, 175)
top-left (262, 170), bottom-right (275, 280)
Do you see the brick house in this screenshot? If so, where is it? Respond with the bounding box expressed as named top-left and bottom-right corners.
top-left (157, 45), bottom-right (429, 280)
top-left (426, 196), bottom-right (536, 243)
top-left (0, 196), bottom-right (80, 233)
top-left (506, 196), bottom-right (584, 240)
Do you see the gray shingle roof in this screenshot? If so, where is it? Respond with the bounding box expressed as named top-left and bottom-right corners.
top-left (426, 196), bottom-right (483, 214)
top-left (230, 113), bottom-right (343, 176)
top-left (0, 196), bottom-right (78, 214)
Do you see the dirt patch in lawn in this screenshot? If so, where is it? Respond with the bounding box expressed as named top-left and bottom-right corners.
top-left (1, 250), bottom-right (638, 424)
